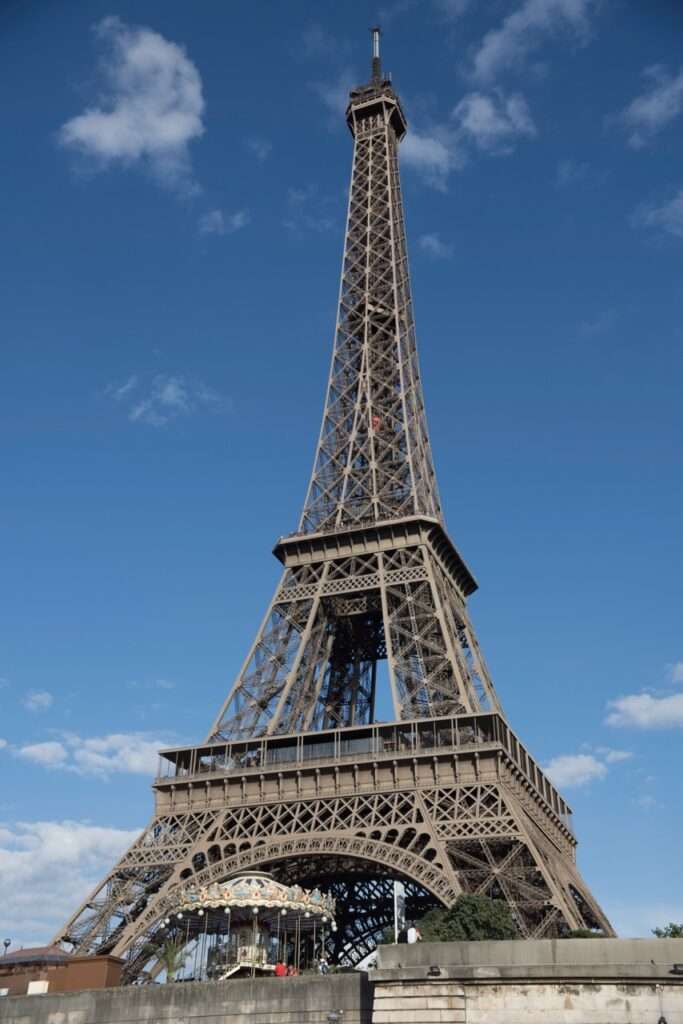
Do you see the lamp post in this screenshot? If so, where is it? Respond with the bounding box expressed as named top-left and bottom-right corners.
top-left (2, 940), bottom-right (10, 956)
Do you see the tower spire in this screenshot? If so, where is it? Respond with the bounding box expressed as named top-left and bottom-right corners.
top-left (371, 25), bottom-right (381, 81)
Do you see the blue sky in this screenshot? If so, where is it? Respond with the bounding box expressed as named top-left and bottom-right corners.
top-left (1, 0), bottom-right (682, 947)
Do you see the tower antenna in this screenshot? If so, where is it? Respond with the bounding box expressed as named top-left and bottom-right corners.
top-left (371, 25), bottom-right (381, 81)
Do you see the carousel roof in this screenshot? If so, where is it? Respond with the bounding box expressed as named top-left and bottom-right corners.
top-left (174, 872), bottom-right (336, 920)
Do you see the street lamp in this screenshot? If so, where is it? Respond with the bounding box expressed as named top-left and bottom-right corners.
top-left (2, 940), bottom-right (10, 956)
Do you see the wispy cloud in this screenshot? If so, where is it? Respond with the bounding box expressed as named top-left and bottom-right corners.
top-left (0, 819), bottom-right (141, 947)
top-left (419, 233), bottom-right (453, 259)
top-left (555, 158), bottom-right (606, 188)
top-left (106, 372), bottom-right (230, 427)
top-left (401, 129), bottom-right (463, 191)
top-left (606, 692), bottom-right (683, 729)
top-left (198, 208), bottom-right (250, 236)
top-left (470, 0), bottom-right (597, 84)
top-left (283, 185), bottom-right (337, 235)
top-left (300, 24), bottom-right (344, 60)
top-left (17, 731), bottom-right (169, 778)
top-left (669, 661), bottom-right (683, 684)
top-left (58, 16), bottom-right (205, 195)
top-left (434, 0), bottom-right (472, 17)
top-left (578, 308), bottom-right (617, 338)
top-left (245, 136), bottom-right (272, 162)
top-left (632, 191), bottom-right (683, 241)
top-left (23, 690), bottom-right (54, 713)
top-left (312, 68), bottom-right (357, 119)
top-left (0, 738), bottom-right (8, 750)
top-left (126, 677), bottom-right (176, 691)
top-left (617, 65), bottom-right (683, 149)
top-left (596, 747), bottom-right (633, 765)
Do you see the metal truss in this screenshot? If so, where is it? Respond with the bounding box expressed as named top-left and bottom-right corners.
top-left (52, 35), bottom-right (614, 976)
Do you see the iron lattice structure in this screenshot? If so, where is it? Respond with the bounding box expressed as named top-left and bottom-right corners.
top-left (53, 35), bottom-right (614, 979)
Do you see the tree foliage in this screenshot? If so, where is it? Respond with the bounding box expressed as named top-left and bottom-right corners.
top-left (417, 894), bottom-right (518, 942)
top-left (563, 928), bottom-right (607, 938)
top-left (652, 923), bottom-right (683, 938)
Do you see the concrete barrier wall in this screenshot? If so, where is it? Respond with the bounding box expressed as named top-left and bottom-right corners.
top-left (0, 973), bottom-right (372, 1024)
top-left (3, 941), bottom-right (683, 1024)
top-left (464, 981), bottom-right (683, 1024)
top-left (377, 937), bottom-right (683, 978)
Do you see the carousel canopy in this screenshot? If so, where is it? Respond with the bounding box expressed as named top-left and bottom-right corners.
top-left (174, 872), bottom-right (336, 922)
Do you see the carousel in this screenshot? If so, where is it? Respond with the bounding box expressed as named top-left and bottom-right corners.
top-left (153, 873), bottom-right (337, 980)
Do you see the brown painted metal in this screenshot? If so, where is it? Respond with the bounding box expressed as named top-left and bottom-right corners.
top-left (52, 36), bottom-right (614, 978)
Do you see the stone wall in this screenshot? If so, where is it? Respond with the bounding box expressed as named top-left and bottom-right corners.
top-left (373, 938), bottom-right (683, 1024)
top-left (0, 973), bottom-right (372, 1024)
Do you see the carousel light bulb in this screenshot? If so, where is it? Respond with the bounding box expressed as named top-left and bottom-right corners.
top-left (177, 913), bottom-right (183, 920)
top-left (224, 907), bottom-right (230, 915)
top-left (281, 909), bottom-right (287, 916)
top-left (164, 918), bottom-right (170, 925)
top-left (252, 907), bottom-right (259, 915)
top-left (322, 916), bottom-right (327, 923)
top-left (198, 909), bottom-right (204, 916)
top-left (304, 911), bottom-right (311, 918)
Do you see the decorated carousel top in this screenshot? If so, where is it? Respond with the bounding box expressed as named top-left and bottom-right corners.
top-left (174, 872), bottom-right (336, 923)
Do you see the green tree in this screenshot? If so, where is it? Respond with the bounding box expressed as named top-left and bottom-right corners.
top-left (563, 928), bottom-right (606, 938)
top-left (652, 923), bottom-right (683, 938)
top-left (417, 894), bottom-right (518, 942)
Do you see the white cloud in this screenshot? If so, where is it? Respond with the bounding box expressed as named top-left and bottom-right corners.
top-left (17, 732), bottom-right (167, 778)
top-left (23, 690), bottom-right (54, 713)
top-left (544, 753), bottom-right (607, 788)
top-left (18, 740), bottom-right (68, 767)
top-left (606, 692), bottom-right (683, 729)
top-left (246, 136), bottom-right (272, 161)
top-left (0, 738), bottom-right (8, 750)
top-left (633, 191), bottom-right (683, 240)
top-left (400, 91), bottom-right (534, 190)
top-left (199, 208), bottom-right (250, 236)
top-left (471, 0), bottom-right (596, 83)
top-left (419, 233), bottom-right (453, 259)
top-left (670, 661), bottom-right (683, 684)
top-left (453, 90), bottom-right (536, 153)
top-left (106, 372), bottom-right (229, 427)
top-left (401, 130), bottom-right (464, 191)
top-left (617, 66), bottom-right (683, 149)
top-left (59, 17), bottom-right (205, 194)
top-left (0, 820), bottom-right (141, 947)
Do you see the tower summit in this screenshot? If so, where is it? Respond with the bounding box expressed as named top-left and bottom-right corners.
top-left (54, 33), bottom-right (613, 978)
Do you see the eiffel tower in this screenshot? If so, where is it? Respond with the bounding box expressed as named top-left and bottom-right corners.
top-left (54, 30), bottom-right (613, 978)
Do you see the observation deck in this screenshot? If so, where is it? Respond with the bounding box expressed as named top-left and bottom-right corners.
top-left (154, 712), bottom-right (574, 848)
